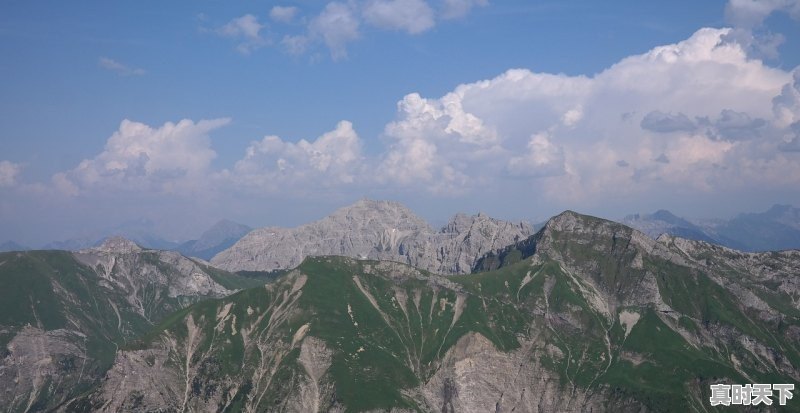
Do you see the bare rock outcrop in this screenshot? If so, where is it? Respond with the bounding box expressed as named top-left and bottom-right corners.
top-left (211, 199), bottom-right (532, 274)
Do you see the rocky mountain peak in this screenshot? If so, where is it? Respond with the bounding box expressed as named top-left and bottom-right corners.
top-left (542, 210), bottom-right (663, 251)
top-left (211, 200), bottom-right (533, 274)
top-left (441, 213), bottom-right (479, 234)
top-left (329, 198), bottom-right (431, 231)
top-left (542, 210), bottom-right (596, 232)
top-left (94, 236), bottom-right (142, 253)
top-left (442, 211), bottom-right (532, 236)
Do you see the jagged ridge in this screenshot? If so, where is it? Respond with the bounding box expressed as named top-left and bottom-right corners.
top-left (210, 199), bottom-right (533, 274)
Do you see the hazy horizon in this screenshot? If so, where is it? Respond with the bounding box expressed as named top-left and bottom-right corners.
top-left (2, 0), bottom-right (800, 245)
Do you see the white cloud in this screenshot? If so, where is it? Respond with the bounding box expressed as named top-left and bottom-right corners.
top-left (309, 2), bottom-right (360, 60)
top-left (281, 34), bottom-right (310, 55)
top-left (256, 0), bottom-right (487, 60)
top-left (363, 0), bottom-right (435, 34)
top-left (46, 26), bottom-right (800, 213)
top-left (725, 0), bottom-right (800, 28)
top-left (98, 57), bottom-right (145, 76)
top-left (217, 14), bottom-right (268, 54)
top-left (440, 0), bottom-right (488, 19)
top-left (51, 172), bottom-right (78, 196)
top-left (0, 161), bottom-right (21, 187)
top-left (561, 107), bottom-right (583, 128)
top-left (723, 0), bottom-right (800, 59)
top-left (507, 132), bottom-right (565, 178)
top-left (773, 69), bottom-right (800, 127)
top-left (270, 6), bottom-right (299, 23)
top-left (780, 122), bottom-right (800, 152)
top-left (377, 91), bottom-right (500, 193)
top-left (377, 27), bottom-right (800, 202)
top-left (56, 118), bottom-right (229, 195)
top-left (229, 121), bottom-right (364, 193)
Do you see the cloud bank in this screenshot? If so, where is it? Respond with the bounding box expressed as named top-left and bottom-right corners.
top-left (4, 24), bottom-right (800, 244)
top-left (46, 28), bottom-right (800, 204)
top-left (217, 14), bottom-right (268, 54)
top-left (216, 1), bottom-right (488, 59)
top-left (53, 118), bottom-right (229, 195)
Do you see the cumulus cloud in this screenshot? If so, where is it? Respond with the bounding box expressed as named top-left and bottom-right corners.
top-left (714, 109), bottom-right (766, 140)
top-left (640, 111), bottom-right (696, 133)
top-left (440, 0), bottom-right (489, 19)
top-left (217, 14), bottom-right (268, 54)
top-left (47, 26), bottom-right (800, 210)
top-left (507, 132), bottom-right (565, 178)
top-left (723, 0), bottom-right (800, 59)
top-left (229, 121), bottom-right (364, 192)
top-left (377, 137), bottom-right (470, 195)
top-left (0, 161), bottom-right (21, 187)
top-left (780, 138), bottom-right (800, 152)
top-left (561, 107), bottom-right (583, 128)
top-left (281, 35), bottom-right (310, 55)
top-left (270, 6), bottom-right (299, 23)
top-left (773, 69), bottom-right (800, 126)
top-left (363, 0), bottom-right (435, 34)
top-left (56, 118), bottom-right (229, 195)
top-left (375, 27), bottom-right (800, 200)
top-left (378, 91), bottom-right (500, 193)
top-left (309, 2), bottom-right (360, 60)
top-left (725, 0), bottom-right (800, 28)
top-left (268, 0), bottom-right (486, 59)
top-left (779, 121), bottom-right (800, 152)
top-left (98, 57), bottom-right (145, 76)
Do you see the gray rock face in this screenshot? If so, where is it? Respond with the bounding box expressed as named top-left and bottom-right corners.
top-left (420, 332), bottom-right (621, 412)
top-left (75, 240), bottom-right (234, 317)
top-left (1, 327), bottom-right (92, 413)
top-left (211, 199), bottom-right (533, 274)
top-left (93, 236), bottom-right (143, 254)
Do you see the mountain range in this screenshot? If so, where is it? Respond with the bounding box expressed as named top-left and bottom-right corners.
top-left (40, 219), bottom-right (182, 251)
top-left (0, 240), bottom-right (29, 253)
top-left (16, 219), bottom-right (253, 261)
top-left (4, 203), bottom-right (800, 258)
top-left (176, 219), bottom-right (252, 261)
top-left (0, 202), bottom-right (799, 412)
top-left (622, 204), bottom-right (800, 252)
top-left (211, 199), bottom-right (533, 275)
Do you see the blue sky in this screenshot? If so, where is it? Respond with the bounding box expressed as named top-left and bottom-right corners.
top-left (1, 0), bottom-right (800, 245)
